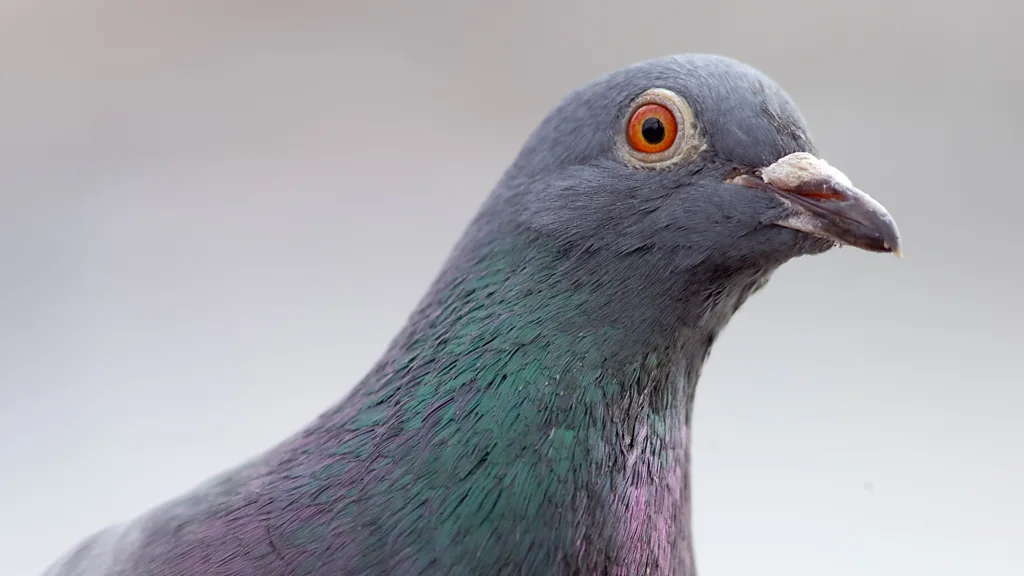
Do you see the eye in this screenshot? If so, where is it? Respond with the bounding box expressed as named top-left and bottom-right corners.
top-left (627, 103), bottom-right (677, 154)
top-left (619, 88), bottom-right (704, 168)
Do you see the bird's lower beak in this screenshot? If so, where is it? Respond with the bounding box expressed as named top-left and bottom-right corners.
top-left (729, 152), bottom-right (902, 256)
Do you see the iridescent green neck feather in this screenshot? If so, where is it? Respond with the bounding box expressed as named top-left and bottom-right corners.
top-left (267, 221), bottom-right (775, 575)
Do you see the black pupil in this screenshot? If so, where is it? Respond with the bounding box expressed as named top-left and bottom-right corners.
top-left (641, 117), bottom-right (665, 144)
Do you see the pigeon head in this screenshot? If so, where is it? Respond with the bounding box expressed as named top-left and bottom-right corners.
top-left (489, 54), bottom-right (901, 276)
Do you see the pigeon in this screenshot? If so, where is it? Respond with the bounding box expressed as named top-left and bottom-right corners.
top-left (43, 53), bottom-right (901, 576)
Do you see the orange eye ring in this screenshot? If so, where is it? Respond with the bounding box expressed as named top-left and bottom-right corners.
top-left (627, 103), bottom-right (678, 154)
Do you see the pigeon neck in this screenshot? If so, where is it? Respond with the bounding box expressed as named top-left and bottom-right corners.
top-left (396, 226), bottom-right (770, 413)
top-left (315, 229), bottom-right (771, 575)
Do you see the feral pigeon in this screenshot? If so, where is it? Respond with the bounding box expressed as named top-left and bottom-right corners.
top-left (44, 53), bottom-right (901, 576)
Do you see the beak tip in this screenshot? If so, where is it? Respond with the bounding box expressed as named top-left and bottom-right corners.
top-left (880, 218), bottom-right (902, 258)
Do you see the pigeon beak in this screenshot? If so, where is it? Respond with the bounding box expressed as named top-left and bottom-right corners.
top-left (728, 152), bottom-right (902, 256)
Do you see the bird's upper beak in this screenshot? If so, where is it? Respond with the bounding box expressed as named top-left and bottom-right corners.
top-left (729, 152), bottom-right (902, 256)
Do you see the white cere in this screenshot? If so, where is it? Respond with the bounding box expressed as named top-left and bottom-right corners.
top-left (761, 152), bottom-right (854, 189)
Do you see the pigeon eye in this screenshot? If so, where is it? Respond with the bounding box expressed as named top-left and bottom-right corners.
top-left (628, 104), bottom-right (677, 153)
top-left (619, 88), bottom-right (703, 168)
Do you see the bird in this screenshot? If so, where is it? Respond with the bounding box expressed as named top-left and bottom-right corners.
top-left (43, 53), bottom-right (901, 576)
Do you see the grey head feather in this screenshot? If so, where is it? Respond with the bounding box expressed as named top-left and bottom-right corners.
top-left (483, 54), bottom-right (832, 269)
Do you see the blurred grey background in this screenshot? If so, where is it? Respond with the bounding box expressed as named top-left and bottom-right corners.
top-left (1, 1), bottom-right (1020, 574)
